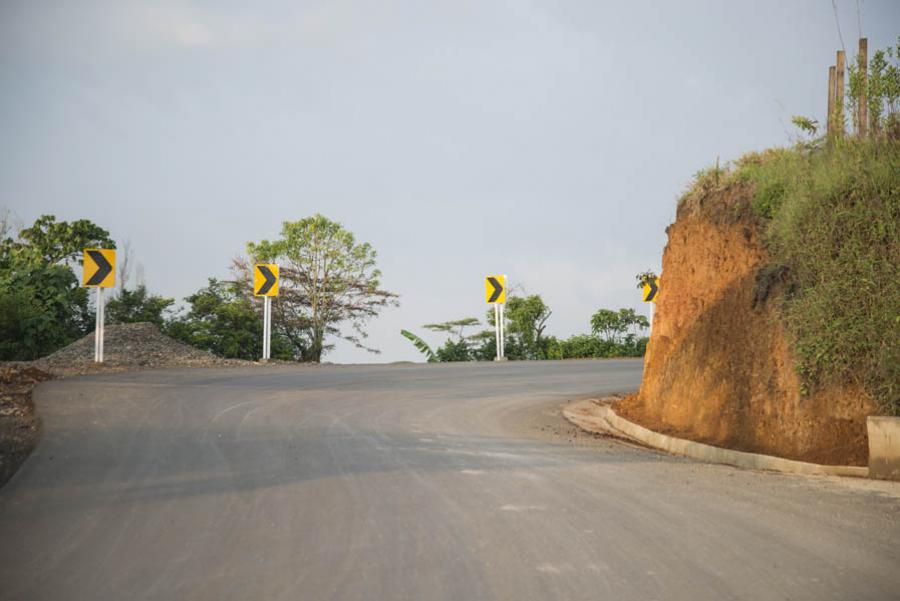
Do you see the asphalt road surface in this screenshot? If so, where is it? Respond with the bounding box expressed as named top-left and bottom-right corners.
top-left (1, 360), bottom-right (899, 600)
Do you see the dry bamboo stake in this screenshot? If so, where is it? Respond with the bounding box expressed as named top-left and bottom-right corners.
top-left (858, 38), bottom-right (868, 139)
top-left (836, 50), bottom-right (846, 136)
top-left (828, 65), bottom-right (836, 136)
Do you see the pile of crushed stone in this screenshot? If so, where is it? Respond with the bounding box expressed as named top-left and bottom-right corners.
top-left (31, 322), bottom-right (251, 377)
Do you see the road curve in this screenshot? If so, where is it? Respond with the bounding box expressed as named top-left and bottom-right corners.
top-left (1, 360), bottom-right (898, 600)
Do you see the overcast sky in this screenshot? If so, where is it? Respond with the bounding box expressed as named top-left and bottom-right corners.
top-left (2, 1), bottom-right (898, 362)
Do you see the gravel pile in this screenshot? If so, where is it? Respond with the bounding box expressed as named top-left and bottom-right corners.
top-left (32, 322), bottom-right (251, 377)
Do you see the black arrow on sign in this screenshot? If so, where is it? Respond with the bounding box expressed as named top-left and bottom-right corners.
top-left (487, 276), bottom-right (503, 303)
top-left (86, 250), bottom-right (112, 286)
top-left (256, 265), bottom-right (277, 295)
top-left (645, 278), bottom-right (658, 302)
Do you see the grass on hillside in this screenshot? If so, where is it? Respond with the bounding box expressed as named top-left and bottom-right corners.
top-left (682, 139), bottom-right (900, 415)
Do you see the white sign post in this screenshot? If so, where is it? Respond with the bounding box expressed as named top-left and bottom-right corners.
top-left (253, 263), bottom-right (279, 362)
top-left (486, 274), bottom-right (507, 361)
top-left (83, 248), bottom-right (115, 364)
top-left (494, 303), bottom-right (506, 361)
top-left (262, 295), bottom-right (272, 361)
top-left (94, 288), bottom-right (105, 363)
top-left (493, 303), bottom-right (501, 361)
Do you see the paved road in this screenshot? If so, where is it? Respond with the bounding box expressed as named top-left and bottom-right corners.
top-left (1, 360), bottom-right (898, 600)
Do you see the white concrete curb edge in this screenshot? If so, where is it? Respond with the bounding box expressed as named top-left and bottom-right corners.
top-left (563, 400), bottom-right (869, 478)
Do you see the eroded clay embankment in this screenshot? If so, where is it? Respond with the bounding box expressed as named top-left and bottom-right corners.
top-left (617, 188), bottom-right (875, 466)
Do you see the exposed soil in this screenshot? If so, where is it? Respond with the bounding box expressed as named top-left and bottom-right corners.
top-left (0, 365), bottom-right (51, 488)
top-left (618, 185), bottom-right (876, 467)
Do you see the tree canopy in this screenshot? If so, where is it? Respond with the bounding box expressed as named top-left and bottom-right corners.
top-left (245, 214), bottom-right (398, 362)
top-left (167, 278), bottom-right (292, 361)
top-left (502, 295), bottom-right (552, 359)
top-left (107, 285), bottom-right (174, 328)
top-left (0, 215), bottom-right (114, 360)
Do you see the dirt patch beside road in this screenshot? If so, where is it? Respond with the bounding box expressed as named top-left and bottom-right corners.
top-left (0, 365), bottom-right (51, 488)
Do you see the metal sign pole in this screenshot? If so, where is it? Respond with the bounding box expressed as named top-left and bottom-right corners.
top-left (264, 296), bottom-right (272, 361)
top-left (100, 287), bottom-right (105, 362)
top-left (494, 303), bottom-right (500, 361)
top-left (94, 289), bottom-right (100, 362)
top-left (501, 275), bottom-right (507, 359)
top-left (262, 296), bottom-right (268, 361)
top-left (499, 303), bottom-right (505, 359)
top-left (94, 287), bottom-right (105, 363)
top-left (499, 274), bottom-right (506, 359)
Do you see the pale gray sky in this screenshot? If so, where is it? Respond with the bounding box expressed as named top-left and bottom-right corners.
top-left (2, 1), bottom-right (898, 362)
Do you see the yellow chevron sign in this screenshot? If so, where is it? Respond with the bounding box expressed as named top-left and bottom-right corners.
top-left (643, 277), bottom-right (659, 303)
top-left (485, 275), bottom-right (506, 304)
top-left (83, 249), bottom-right (116, 288)
top-left (254, 264), bottom-right (279, 297)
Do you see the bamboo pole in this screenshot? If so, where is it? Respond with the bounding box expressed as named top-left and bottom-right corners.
top-left (835, 50), bottom-right (846, 136)
top-left (828, 66), bottom-right (836, 136)
top-left (858, 38), bottom-right (868, 138)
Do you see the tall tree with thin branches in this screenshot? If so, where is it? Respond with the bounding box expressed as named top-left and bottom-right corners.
top-left (240, 214), bottom-right (399, 362)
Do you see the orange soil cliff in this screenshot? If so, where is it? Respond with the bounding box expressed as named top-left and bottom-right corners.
top-left (617, 186), bottom-right (875, 466)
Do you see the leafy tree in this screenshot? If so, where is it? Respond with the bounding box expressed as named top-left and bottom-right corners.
top-left (590, 307), bottom-right (649, 344)
top-left (245, 215), bottom-right (398, 362)
top-left (0, 289), bottom-right (51, 360)
top-left (850, 37), bottom-right (900, 138)
top-left (590, 308), bottom-right (624, 343)
top-left (503, 295), bottom-right (552, 359)
top-left (617, 308), bottom-right (650, 339)
top-left (481, 295), bottom-right (552, 360)
top-left (167, 279), bottom-right (292, 361)
top-left (1, 214), bottom-right (114, 266)
top-left (0, 215), bottom-right (113, 360)
top-left (107, 285), bottom-right (174, 328)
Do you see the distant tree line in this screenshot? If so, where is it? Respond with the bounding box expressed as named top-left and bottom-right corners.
top-left (0, 213), bottom-right (396, 363)
top-left (401, 295), bottom-right (650, 363)
top-left (2, 212), bottom-right (650, 365)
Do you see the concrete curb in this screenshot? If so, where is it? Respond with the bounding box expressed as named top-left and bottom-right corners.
top-left (563, 399), bottom-right (869, 478)
top-left (867, 416), bottom-right (900, 481)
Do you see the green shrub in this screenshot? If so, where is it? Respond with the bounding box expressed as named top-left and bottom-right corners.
top-left (766, 140), bottom-right (899, 413)
top-left (0, 289), bottom-right (51, 360)
top-left (167, 279), bottom-right (292, 361)
top-left (107, 285), bottom-right (174, 328)
top-left (435, 338), bottom-right (471, 362)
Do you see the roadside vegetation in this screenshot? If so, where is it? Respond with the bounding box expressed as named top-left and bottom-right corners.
top-left (401, 296), bottom-right (649, 363)
top-left (1, 210), bottom-right (649, 366)
top-left (678, 39), bottom-right (900, 415)
top-left (0, 213), bottom-right (397, 364)
top-left (0, 214), bottom-right (114, 360)
top-left (242, 214), bottom-right (399, 362)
